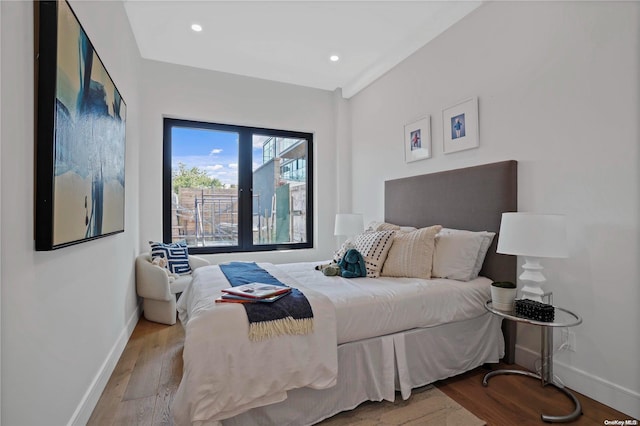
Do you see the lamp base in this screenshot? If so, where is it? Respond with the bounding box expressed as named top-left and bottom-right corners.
top-left (520, 284), bottom-right (546, 302)
top-left (519, 257), bottom-right (547, 302)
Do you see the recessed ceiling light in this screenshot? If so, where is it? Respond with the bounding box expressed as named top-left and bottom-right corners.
top-left (329, 55), bottom-right (340, 62)
top-left (191, 23), bottom-right (203, 32)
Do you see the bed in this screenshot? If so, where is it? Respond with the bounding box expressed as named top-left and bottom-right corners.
top-left (172, 160), bottom-right (518, 425)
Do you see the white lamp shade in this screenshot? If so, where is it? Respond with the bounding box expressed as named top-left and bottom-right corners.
top-left (497, 212), bottom-right (568, 258)
top-left (334, 213), bottom-right (363, 237)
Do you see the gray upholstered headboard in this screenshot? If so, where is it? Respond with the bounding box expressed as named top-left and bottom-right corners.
top-left (384, 160), bottom-right (518, 362)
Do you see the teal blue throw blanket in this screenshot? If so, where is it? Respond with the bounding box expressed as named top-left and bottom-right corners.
top-left (219, 262), bottom-right (314, 341)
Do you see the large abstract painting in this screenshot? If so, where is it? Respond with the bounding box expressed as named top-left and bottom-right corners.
top-left (36, 0), bottom-right (126, 250)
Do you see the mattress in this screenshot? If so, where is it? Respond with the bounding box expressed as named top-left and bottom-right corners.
top-left (278, 261), bottom-right (493, 344)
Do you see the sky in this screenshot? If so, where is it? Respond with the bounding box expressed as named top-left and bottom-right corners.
top-left (171, 127), bottom-right (264, 186)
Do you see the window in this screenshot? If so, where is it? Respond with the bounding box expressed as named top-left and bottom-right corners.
top-left (163, 118), bottom-right (313, 254)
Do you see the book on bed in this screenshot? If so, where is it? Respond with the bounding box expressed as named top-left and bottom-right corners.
top-left (221, 283), bottom-right (291, 299)
top-left (215, 291), bottom-right (291, 304)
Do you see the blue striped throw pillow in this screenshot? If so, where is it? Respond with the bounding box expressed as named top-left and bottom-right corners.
top-left (149, 240), bottom-right (192, 275)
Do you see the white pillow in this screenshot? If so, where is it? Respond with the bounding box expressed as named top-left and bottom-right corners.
top-left (364, 221), bottom-right (417, 233)
top-left (381, 225), bottom-right (442, 278)
top-left (473, 232), bottom-right (496, 277)
top-left (438, 228), bottom-right (496, 279)
top-left (399, 226), bottom-right (418, 233)
top-left (433, 228), bottom-right (496, 281)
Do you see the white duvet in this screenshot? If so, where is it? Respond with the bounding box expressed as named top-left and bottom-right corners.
top-left (173, 261), bottom-right (492, 425)
top-left (173, 263), bottom-right (338, 425)
top-left (279, 261), bottom-right (493, 344)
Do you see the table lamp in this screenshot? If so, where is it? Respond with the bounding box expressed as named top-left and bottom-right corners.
top-left (334, 213), bottom-right (363, 238)
top-left (497, 212), bottom-right (568, 301)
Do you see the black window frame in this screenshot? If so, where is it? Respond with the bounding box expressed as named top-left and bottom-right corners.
top-left (163, 118), bottom-right (314, 254)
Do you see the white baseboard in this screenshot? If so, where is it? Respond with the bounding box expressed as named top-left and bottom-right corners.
top-left (67, 306), bottom-right (142, 426)
top-left (516, 344), bottom-right (640, 420)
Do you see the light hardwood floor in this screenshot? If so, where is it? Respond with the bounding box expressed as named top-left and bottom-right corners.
top-left (89, 317), bottom-right (631, 425)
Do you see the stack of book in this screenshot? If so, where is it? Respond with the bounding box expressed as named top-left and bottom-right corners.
top-left (215, 282), bottom-right (292, 304)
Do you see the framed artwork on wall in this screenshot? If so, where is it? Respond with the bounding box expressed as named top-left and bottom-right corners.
top-left (35, 0), bottom-right (127, 251)
top-left (442, 97), bottom-right (479, 154)
top-left (404, 115), bottom-right (431, 163)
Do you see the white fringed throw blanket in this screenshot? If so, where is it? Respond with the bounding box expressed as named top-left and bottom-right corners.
top-left (219, 262), bottom-right (314, 341)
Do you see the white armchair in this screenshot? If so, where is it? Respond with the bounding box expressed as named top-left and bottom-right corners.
top-left (135, 252), bottom-right (210, 325)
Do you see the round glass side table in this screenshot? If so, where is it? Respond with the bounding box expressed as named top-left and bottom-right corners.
top-left (483, 300), bottom-right (583, 423)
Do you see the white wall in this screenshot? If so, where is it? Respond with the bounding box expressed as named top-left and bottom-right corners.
top-left (333, 88), bottom-right (353, 214)
top-left (0, 1), bottom-right (141, 424)
top-left (0, 2), bottom-right (3, 423)
top-left (349, 1), bottom-right (639, 418)
top-left (139, 60), bottom-right (339, 264)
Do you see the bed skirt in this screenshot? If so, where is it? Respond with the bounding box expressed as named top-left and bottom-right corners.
top-left (223, 311), bottom-right (504, 426)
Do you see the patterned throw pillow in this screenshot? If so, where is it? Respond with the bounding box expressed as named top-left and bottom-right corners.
top-left (351, 230), bottom-right (396, 278)
top-left (381, 225), bottom-right (442, 279)
top-left (149, 240), bottom-right (191, 275)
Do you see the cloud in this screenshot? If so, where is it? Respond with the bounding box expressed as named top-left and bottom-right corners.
top-left (209, 148), bottom-right (223, 155)
top-left (173, 156), bottom-right (239, 185)
top-left (253, 135), bottom-right (270, 149)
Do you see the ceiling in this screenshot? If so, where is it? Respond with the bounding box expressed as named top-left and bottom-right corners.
top-left (123, 1), bottom-right (482, 98)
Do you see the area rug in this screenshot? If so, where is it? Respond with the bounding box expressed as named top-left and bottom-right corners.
top-left (317, 385), bottom-right (485, 426)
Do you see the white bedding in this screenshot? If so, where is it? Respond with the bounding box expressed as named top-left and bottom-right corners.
top-left (279, 261), bottom-right (493, 344)
top-left (173, 263), bottom-right (338, 425)
top-left (173, 261), bottom-right (494, 425)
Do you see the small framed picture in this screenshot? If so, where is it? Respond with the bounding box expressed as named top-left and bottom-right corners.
top-left (404, 115), bottom-right (431, 163)
top-left (442, 97), bottom-right (479, 154)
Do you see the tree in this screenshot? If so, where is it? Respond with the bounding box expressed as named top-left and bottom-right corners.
top-left (172, 162), bottom-right (222, 193)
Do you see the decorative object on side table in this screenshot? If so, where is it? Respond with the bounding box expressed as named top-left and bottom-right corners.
top-left (442, 97), bottom-right (479, 154)
top-left (490, 281), bottom-right (517, 311)
top-left (496, 212), bottom-right (568, 301)
top-left (404, 115), bottom-right (431, 163)
top-left (515, 299), bottom-right (555, 322)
